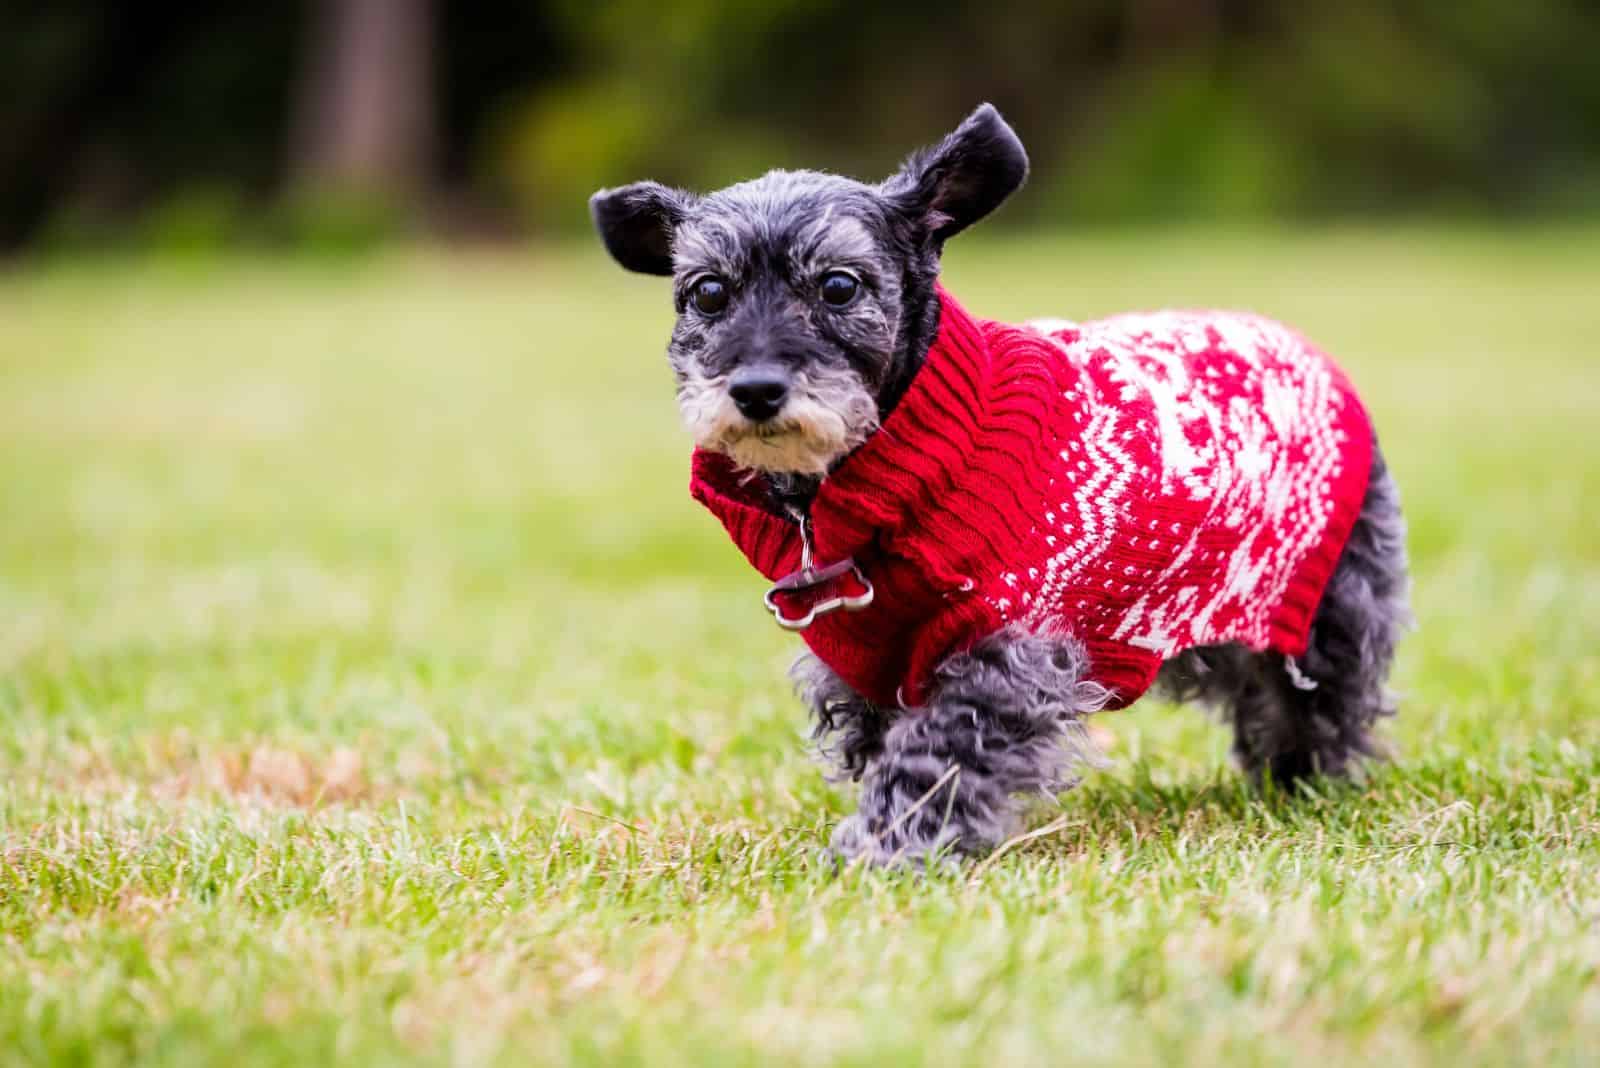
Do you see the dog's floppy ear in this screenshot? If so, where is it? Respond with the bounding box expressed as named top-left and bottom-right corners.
top-left (885, 103), bottom-right (1029, 245)
top-left (589, 181), bottom-right (694, 275)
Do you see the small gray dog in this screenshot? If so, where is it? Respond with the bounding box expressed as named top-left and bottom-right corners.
top-left (591, 104), bottom-right (1410, 866)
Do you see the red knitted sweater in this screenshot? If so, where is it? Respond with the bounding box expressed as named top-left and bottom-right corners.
top-left (690, 286), bottom-right (1373, 709)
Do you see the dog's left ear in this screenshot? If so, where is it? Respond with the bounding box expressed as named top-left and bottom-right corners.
top-left (885, 103), bottom-right (1029, 246)
top-left (589, 181), bottom-right (695, 275)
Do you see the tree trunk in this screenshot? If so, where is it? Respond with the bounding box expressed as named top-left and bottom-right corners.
top-left (291, 0), bottom-right (434, 199)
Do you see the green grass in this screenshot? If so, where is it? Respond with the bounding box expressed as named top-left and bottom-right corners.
top-left (2, 227), bottom-right (1599, 1066)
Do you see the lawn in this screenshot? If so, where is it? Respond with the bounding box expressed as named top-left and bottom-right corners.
top-left (2, 227), bottom-right (1599, 1066)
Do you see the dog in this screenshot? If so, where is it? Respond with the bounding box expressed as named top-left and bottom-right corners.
top-left (590, 104), bottom-right (1410, 867)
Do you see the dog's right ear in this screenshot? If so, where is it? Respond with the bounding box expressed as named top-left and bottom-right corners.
top-left (884, 103), bottom-right (1029, 247)
top-left (589, 182), bottom-right (694, 275)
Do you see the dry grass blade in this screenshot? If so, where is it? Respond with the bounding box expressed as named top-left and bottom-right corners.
top-left (968, 814), bottom-right (1082, 880)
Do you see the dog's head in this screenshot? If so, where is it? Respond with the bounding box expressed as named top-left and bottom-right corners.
top-left (590, 104), bottom-right (1028, 478)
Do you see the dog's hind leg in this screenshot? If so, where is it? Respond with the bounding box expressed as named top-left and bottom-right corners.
top-left (827, 627), bottom-right (1109, 867)
top-left (1159, 446), bottom-right (1411, 785)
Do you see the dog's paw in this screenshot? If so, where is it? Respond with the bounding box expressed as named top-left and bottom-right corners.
top-left (827, 814), bottom-right (960, 871)
top-left (828, 813), bottom-right (884, 864)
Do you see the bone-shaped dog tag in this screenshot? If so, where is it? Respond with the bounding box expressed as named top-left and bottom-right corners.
top-left (764, 557), bottom-right (875, 630)
top-left (763, 512), bottom-right (875, 630)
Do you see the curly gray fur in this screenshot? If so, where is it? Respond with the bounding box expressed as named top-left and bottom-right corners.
top-left (791, 652), bottom-right (891, 781)
top-left (1156, 444), bottom-right (1411, 785)
top-left (816, 627), bottom-right (1110, 867)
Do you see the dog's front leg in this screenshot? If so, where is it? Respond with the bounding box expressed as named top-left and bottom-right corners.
top-left (792, 652), bottom-right (892, 781)
top-left (828, 627), bottom-right (1110, 868)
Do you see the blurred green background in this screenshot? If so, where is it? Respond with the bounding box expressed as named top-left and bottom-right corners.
top-left (4, 0), bottom-right (1600, 253)
top-left (6, 4), bottom-right (1600, 1065)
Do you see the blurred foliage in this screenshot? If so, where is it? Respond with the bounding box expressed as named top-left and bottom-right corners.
top-left (518, 0), bottom-right (1600, 226)
top-left (2, 0), bottom-right (1598, 249)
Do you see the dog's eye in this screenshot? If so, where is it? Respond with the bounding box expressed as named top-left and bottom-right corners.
top-left (819, 271), bottom-right (860, 308)
top-left (691, 276), bottom-right (729, 315)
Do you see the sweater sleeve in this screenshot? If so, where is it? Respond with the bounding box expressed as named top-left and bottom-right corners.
top-left (688, 450), bottom-right (804, 579)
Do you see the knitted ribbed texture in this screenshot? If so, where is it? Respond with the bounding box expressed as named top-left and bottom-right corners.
top-left (691, 286), bottom-right (1373, 709)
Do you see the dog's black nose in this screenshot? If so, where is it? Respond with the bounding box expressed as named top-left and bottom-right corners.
top-left (728, 370), bottom-right (789, 422)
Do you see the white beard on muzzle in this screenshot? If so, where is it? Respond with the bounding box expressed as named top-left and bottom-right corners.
top-left (677, 368), bottom-right (879, 477)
